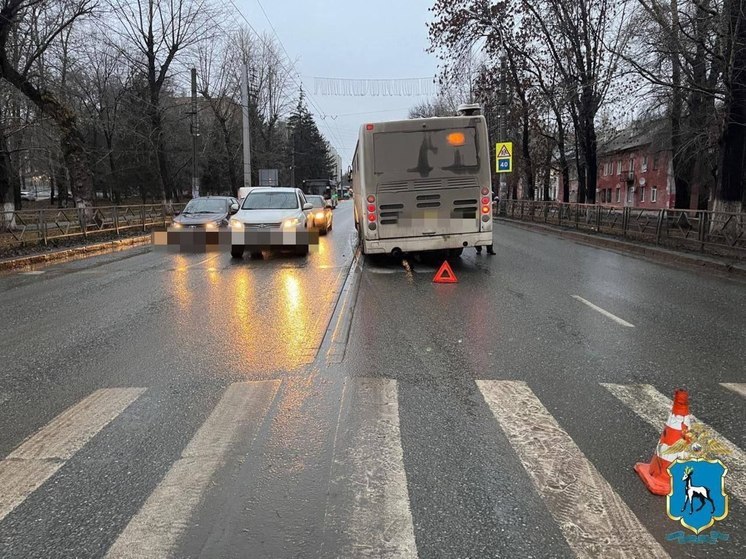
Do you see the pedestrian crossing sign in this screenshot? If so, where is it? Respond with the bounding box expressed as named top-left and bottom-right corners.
top-left (495, 142), bottom-right (512, 173)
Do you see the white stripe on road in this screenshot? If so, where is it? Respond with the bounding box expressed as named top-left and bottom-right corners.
top-left (0, 388), bottom-right (145, 522)
top-left (105, 380), bottom-right (280, 559)
top-left (571, 295), bottom-right (635, 327)
top-left (329, 378), bottom-right (418, 558)
top-left (721, 383), bottom-right (746, 399)
top-left (477, 380), bottom-right (668, 559)
top-left (602, 383), bottom-right (746, 504)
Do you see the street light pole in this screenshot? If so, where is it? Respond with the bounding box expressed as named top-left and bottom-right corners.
top-left (241, 64), bottom-right (252, 189)
top-left (191, 68), bottom-right (200, 199)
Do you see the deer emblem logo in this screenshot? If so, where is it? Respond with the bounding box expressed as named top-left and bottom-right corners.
top-left (667, 458), bottom-right (729, 534)
top-left (680, 467), bottom-right (715, 515)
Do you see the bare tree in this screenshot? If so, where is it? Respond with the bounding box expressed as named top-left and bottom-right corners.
top-left (107, 0), bottom-right (222, 205)
top-left (0, 0), bottom-right (97, 209)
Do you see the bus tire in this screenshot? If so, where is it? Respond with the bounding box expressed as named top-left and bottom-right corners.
top-left (231, 245), bottom-right (245, 258)
top-left (295, 244), bottom-right (309, 257)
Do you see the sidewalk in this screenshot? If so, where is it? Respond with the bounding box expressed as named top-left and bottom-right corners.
top-left (0, 234), bottom-right (151, 272)
top-left (496, 217), bottom-right (746, 279)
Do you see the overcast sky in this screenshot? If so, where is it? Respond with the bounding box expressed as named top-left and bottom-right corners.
top-left (237, 0), bottom-right (439, 171)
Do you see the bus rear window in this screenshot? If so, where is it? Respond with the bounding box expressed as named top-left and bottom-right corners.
top-left (373, 127), bottom-right (479, 177)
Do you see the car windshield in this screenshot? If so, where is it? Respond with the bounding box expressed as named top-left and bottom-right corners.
top-left (183, 199), bottom-right (226, 214)
top-left (307, 196), bottom-right (326, 208)
top-left (243, 191), bottom-right (299, 210)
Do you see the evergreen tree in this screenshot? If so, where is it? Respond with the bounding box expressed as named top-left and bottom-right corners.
top-left (285, 90), bottom-right (335, 186)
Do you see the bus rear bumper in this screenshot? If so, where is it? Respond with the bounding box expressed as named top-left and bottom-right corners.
top-left (363, 232), bottom-right (493, 254)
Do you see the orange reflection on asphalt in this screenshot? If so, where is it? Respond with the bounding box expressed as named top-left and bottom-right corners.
top-left (279, 270), bottom-right (308, 363)
top-left (171, 255), bottom-right (191, 309)
top-left (229, 269), bottom-right (257, 362)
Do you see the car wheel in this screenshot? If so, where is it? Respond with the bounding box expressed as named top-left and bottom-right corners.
top-left (231, 245), bottom-right (245, 258)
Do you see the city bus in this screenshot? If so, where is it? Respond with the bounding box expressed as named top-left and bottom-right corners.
top-left (301, 178), bottom-right (338, 208)
top-left (350, 105), bottom-right (493, 257)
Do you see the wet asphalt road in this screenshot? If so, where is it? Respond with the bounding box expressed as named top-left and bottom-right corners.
top-left (0, 203), bottom-right (744, 558)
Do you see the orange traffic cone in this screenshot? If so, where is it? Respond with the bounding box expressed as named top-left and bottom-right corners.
top-left (635, 389), bottom-right (693, 495)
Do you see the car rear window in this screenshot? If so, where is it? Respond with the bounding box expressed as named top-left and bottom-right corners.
top-left (307, 196), bottom-right (326, 208)
top-left (243, 192), bottom-right (299, 210)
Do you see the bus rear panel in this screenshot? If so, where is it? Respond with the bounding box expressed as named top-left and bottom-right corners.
top-left (352, 115), bottom-right (493, 255)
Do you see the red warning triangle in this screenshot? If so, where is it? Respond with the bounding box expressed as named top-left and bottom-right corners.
top-left (497, 145), bottom-right (511, 158)
top-left (433, 260), bottom-right (458, 283)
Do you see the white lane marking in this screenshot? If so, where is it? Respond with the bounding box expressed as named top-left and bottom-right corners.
top-left (571, 295), bottom-right (635, 327)
top-left (602, 383), bottom-right (746, 504)
top-left (105, 380), bottom-right (280, 559)
top-left (328, 378), bottom-right (418, 558)
top-left (19, 271), bottom-right (46, 275)
top-left (478, 380), bottom-right (669, 559)
top-left (721, 383), bottom-right (746, 399)
top-left (0, 388), bottom-right (145, 522)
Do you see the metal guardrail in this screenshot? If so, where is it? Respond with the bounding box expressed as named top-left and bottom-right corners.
top-left (0, 203), bottom-right (186, 252)
top-left (498, 201), bottom-right (746, 258)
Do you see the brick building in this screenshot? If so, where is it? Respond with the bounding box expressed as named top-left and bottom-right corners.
top-left (559, 120), bottom-right (704, 209)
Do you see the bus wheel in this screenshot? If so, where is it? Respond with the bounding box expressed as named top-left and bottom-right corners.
top-left (448, 248), bottom-right (464, 258)
top-left (231, 245), bottom-right (245, 258)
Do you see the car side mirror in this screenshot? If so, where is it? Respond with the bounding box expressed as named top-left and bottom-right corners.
top-left (303, 202), bottom-right (313, 210)
top-left (230, 202), bottom-right (239, 213)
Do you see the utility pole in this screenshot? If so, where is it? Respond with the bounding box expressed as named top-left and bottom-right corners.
top-left (190, 68), bottom-right (200, 199)
top-left (498, 54), bottom-right (508, 216)
top-left (241, 64), bottom-right (252, 188)
top-left (291, 130), bottom-right (296, 187)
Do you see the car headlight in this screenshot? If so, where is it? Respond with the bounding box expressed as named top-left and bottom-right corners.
top-left (230, 219), bottom-right (244, 230)
top-left (205, 222), bottom-right (218, 230)
top-left (282, 218), bottom-right (300, 229)
top-left (315, 212), bottom-right (325, 220)
top-left (172, 222), bottom-right (182, 229)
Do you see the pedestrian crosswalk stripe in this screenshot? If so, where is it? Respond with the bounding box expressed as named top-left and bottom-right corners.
top-left (477, 380), bottom-right (669, 559)
top-left (720, 383), bottom-right (746, 399)
top-left (0, 387), bottom-right (145, 523)
top-left (601, 383), bottom-right (746, 504)
top-left (104, 380), bottom-right (280, 559)
top-left (327, 378), bottom-right (418, 558)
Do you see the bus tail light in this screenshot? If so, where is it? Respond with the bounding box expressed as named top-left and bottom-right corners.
top-left (481, 196), bottom-right (490, 205)
top-left (367, 195), bottom-right (375, 203)
top-left (368, 213), bottom-right (376, 222)
top-left (481, 205), bottom-right (491, 214)
top-left (367, 204), bottom-right (376, 213)
top-left (481, 187), bottom-right (490, 196)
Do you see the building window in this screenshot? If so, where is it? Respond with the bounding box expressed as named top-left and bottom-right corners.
top-left (651, 187), bottom-right (657, 203)
top-left (653, 155), bottom-right (659, 170)
top-left (616, 187), bottom-right (621, 202)
top-left (617, 160), bottom-right (622, 175)
top-left (629, 158), bottom-right (635, 171)
top-left (627, 186), bottom-right (633, 203)
top-left (640, 186), bottom-right (645, 202)
top-left (642, 156), bottom-right (648, 172)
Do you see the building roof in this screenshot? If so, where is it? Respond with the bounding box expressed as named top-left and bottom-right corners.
top-left (598, 118), bottom-right (670, 156)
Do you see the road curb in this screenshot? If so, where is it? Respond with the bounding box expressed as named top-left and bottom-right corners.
top-left (496, 218), bottom-right (746, 279)
top-left (0, 235), bottom-right (152, 272)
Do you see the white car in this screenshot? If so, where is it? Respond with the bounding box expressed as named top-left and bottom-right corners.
top-left (21, 190), bottom-right (36, 201)
top-left (229, 187), bottom-right (313, 258)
